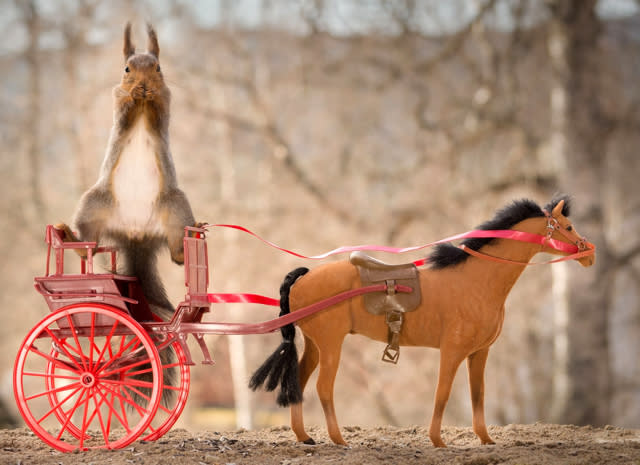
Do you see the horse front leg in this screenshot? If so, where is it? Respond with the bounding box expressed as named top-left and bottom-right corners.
top-left (291, 335), bottom-right (319, 445)
top-left (467, 347), bottom-right (495, 445)
top-left (429, 348), bottom-right (466, 448)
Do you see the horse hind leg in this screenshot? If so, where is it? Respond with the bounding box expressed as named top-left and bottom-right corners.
top-left (467, 347), bottom-right (495, 445)
top-left (291, 334), bottom-right (319, 445)
top-left (315, 334), bottom-right (347, 446)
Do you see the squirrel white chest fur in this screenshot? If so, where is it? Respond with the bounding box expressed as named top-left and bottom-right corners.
top-left (110, 118), bottom-right (163, 236)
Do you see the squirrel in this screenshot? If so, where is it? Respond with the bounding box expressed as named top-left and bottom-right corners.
top-left (58, 22), bottom-right (199, 321)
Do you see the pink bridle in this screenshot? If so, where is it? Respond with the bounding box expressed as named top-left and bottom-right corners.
top-left (459, 210), bottom-right (595, 266)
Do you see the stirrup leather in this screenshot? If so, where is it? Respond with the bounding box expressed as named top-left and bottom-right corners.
top-left (382, 308), bottom-right (403, 364)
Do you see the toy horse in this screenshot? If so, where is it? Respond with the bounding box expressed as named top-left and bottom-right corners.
top-left (250, 196), bottom-right (595, 447)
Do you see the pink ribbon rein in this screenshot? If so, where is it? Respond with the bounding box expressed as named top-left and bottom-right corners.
top-left (203, 223), bottom-right (580, 266)
top-left (202, 223), bottom-right (590, 307)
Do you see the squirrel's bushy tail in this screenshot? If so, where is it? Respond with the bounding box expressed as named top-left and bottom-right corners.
top-left (120, 235), bottom-right (177, 407)
top-left (249, 267), bottom-right (309, 406)
top-left (121, 236), bottom-right (174, 320)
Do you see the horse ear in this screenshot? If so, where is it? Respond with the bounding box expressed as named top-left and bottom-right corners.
top-left (552, 199), bottom-right (565, 217)
top-left (123, 22), bottom-right (135, 61)
top-left (147, 23), bottom-right (160, 58)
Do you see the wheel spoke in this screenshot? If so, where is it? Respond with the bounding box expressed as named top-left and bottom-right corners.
top-left (105, 389), bottom-right (115, 440)
top-left (35, 384), bottom-right (82, 424)
top-left (102, 378), bottom-right (155, 390)
top-left (157, 403), bottom-right (172, 415)
top-left (118, 384), bottom-right (149, 418)
top-left (42, 330), bottom-right (82, 371)
top-left (78, 386), bottom-right (91, 449)
top-left (54, 387), bottom-right (87, 440)
top-left (99, 356), bottom-right (153, 379)
top-left (25, 381), bottom-right (81, 402)
top-left (88, 312), bottom-right (95, 371)
top-left (94, 385), bottom-right (131, 433)
top-left (94, 319), bottom-right (120, 370)
top-left (96, 384), bottom-right (139, 433)
top-left (54, 338), bottom-right (86, 364)
top-left (65, 314), bottom-right (89, 372)
top-left (90, 387), bottom-right (111, 449)
top-left (22, 371), bottom-right (78, 381)
top-left (98, 336), bottom-right (142, 375)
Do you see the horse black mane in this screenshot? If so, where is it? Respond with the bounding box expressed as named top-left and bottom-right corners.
top-left (427, 195), bottom-right (572, 269)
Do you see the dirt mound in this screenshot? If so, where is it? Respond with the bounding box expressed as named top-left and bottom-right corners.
top-left (1, 423), bottom-right (639, 464)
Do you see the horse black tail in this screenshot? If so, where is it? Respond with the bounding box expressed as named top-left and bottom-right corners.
top-left (249, 267), bottom-right (309, 407)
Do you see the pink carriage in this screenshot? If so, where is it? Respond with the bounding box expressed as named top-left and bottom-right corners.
top-left (14, 224), bottom-right (397, 452)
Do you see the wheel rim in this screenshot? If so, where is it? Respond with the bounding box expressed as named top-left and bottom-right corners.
top-left (140, 336), bottom-right (190, 442)
top-left (14, 304), bottom-right (162, 452)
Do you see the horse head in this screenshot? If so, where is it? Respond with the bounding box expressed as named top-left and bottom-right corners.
top-left (544, 199), bottom-right (595, 267)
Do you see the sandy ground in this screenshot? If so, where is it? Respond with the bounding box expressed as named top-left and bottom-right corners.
top-left (1, 423), bottom-right (639, 465)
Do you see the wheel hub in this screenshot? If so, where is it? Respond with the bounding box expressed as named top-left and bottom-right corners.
top-left (80, 372), bottom-right (96, 388)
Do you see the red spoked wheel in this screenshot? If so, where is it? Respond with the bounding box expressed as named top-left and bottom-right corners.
top-left (14, 303), bottom-right (162, 452)
top-left (139, 335), bottom-right (190, 441)
top-left (43, 331), bottom-right (191, 443)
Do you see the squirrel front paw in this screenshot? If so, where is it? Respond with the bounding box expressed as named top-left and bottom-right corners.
top-left (54, 223), bottom-right (89, 258)
top-left (131, 85), bottom-right (155, 101)
top-left (170, 249), bottom-right (185, 265)
top-left (131, 85), bottom-right (146, 100)
top-left (55, 223), bottom-right (79, 242)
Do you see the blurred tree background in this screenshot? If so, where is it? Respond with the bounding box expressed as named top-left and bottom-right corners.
top-left (0, 0), bottom-right (639, 432)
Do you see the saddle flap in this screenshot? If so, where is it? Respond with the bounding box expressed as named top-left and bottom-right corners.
top-left (350, 252), bottom-right (421, 316)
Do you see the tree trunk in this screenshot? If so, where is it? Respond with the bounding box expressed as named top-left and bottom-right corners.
top-left (23, 0), bottom-right (44, 221)
top-left (548, 0), bottom-right (610, 426)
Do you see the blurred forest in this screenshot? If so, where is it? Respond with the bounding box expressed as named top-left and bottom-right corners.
top-left (0, 0), bottom-right (639, 434)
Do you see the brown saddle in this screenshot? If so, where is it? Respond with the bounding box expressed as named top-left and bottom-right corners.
top-left (350, 251), bottom-right (422, 363)
top-left (350, 251), bottom-right (421, 315)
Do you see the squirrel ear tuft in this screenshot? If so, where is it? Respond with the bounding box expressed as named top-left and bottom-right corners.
top-left (147, 23), bottom-right (160, 59)
top-left (123, 22), bottom-right (135, 60)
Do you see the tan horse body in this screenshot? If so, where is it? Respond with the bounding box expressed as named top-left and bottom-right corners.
top-left (251, 198), bottom-right (594, 447)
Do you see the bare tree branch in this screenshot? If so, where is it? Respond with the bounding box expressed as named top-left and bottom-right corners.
top-left (414, 0), bottom-right (498, 74)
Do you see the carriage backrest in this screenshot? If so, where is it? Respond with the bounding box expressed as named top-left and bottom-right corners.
top-left (44, 225), bottom-right (117, 276)
top-left (39, 225), bottom-right (152, 323)
top-left (184, 227), bottom-right (209, 306)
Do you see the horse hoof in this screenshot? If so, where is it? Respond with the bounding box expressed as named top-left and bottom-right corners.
top-left (302, 438), bottom-right (316, 445)
top-left (431, 439), bottom-right (447, 448)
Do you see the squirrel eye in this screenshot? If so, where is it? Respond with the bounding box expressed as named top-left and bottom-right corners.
top-left (125, 66), bottom-right (130, 73)
top-left (156, 65), bottom-right (161, 72)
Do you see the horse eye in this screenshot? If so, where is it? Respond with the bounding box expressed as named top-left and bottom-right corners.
top-left (125, 66), bottom-right (130, 73)
top-left (567, 226), bottom-right (573, 232)
top-left (156, 65), bottom-right (161, 72)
